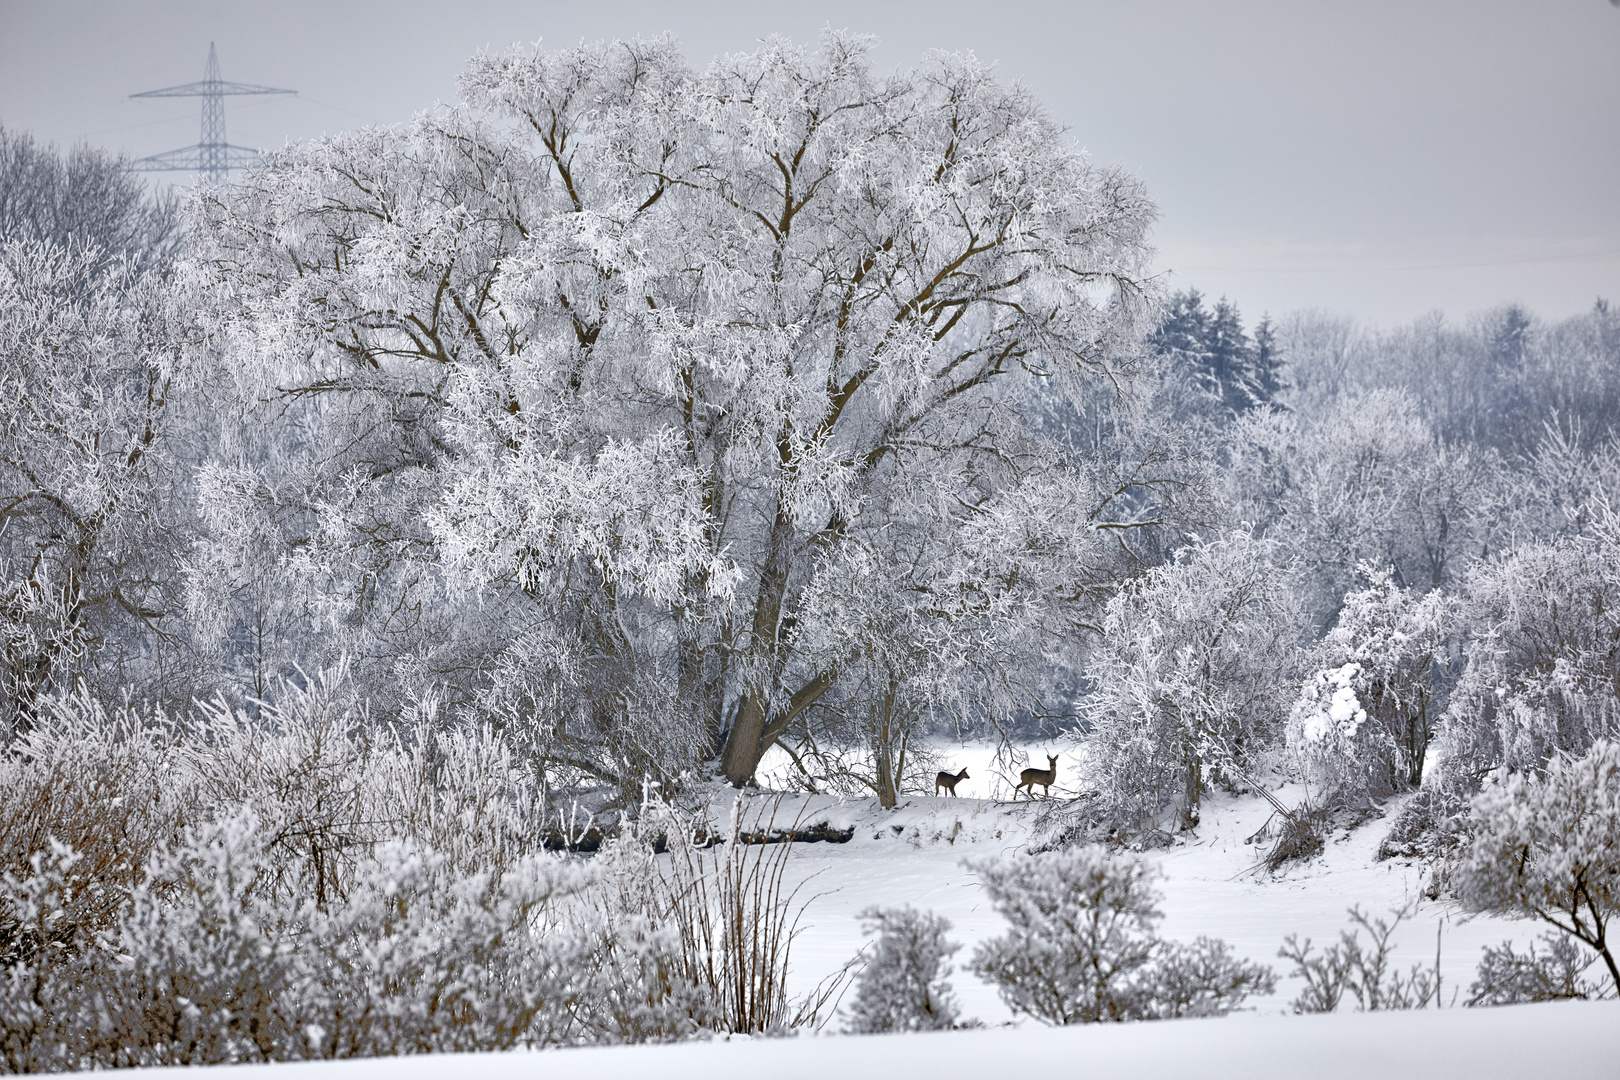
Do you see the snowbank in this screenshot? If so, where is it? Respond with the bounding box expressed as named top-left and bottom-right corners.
top-left (130, 1000), bottom-right (1619, 1080)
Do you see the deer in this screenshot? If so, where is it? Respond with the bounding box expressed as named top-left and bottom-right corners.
top-left (1015, 754), bottom-right (1059, 799)
top-left (935, 767), bottom-right (970, 797)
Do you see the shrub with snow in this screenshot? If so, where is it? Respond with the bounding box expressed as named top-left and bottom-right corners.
top-left (844, 907), bottom-right (962, 1033)
top-left (0, 688), bottom-right (839, 1067)
top-left (1468, 933), bottom-right (1605, 1007)
top-left (969, 847), bottom-right (1274, 1024)
top-left (1453, 739), bottom-right (1620, 995)
top-left (1278, 903), bottom-right (1440, 1013)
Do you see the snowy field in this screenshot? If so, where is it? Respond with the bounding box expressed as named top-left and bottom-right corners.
top-left (747, 742), bottom-right (1526, 1024)
top-left (128, 1001), bottom-right (1620, 1080)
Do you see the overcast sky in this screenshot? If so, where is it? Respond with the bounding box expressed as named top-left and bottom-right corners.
top-left (2, 0), bottom-right (1616, 326)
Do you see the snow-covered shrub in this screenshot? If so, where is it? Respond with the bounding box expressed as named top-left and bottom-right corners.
top-left (1146, 936), bottom-right (1281, 1019)
top-left (1454, 740), bottom-right (1620, 995)
top-left (970, 848), bottom-right (1274, 1023)
top-left (580, 811), bottom-right (719, 1043)
top-left (0, 692), bottom-right (188, 963)
top-left (1288, 569), bottom-right (1451, 804)
top-left (102, 811), bottom-right (296, 1066)
top-left (1277, 903), bottom-right (1440, 1013)
top-left (292, 841), bottom-right (586, 1056)
top-left (1467, 933), bottom-right (1605, 1007)
top-left (2, 695), bottom-right (820, 1063)
top-left (1081, 530), bottom-right (1302, 833)
top-left (0, 842), bottom-right (99, 1072)
top-left (1388, 521), bottom-right (1620, 856)
top-left (844, 907), bottom-right (962, 1033)
top-left (0, 811), bottom-right (619, 1067)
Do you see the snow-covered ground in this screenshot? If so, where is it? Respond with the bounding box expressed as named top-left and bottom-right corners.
top-left (131, 741), bottom-right (1617, 1076)
top-left (743, 743), bottom-right (1527, 1024)
top-left (130, 1001), bottom-right (1620, 1080)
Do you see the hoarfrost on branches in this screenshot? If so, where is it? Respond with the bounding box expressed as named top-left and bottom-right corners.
top-left (184, 31), bottom-right (1162, 793)
top-left (844, 906), bottom-right (963, 1033)
top-left (1288, 567), bottom-right (1451, 803)
top-left (1454, 739), bottom-right (1620, 994)
top-left (969, 847), bottom-right (1274, 1024)
top-left (1079, 530), bottom-right (1302, 834)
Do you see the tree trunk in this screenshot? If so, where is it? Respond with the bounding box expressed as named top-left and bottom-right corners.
top-left (720, 499), bottom-right (795, 786)
top-left (721, 691), bottom-right (770, 786)
top-left (1182, 748), bottom-right (1202, 830)
top-left (721, 672), bottom-right (838, 787)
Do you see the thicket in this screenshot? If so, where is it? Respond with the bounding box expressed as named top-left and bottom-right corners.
top-left (1064, 288), bottom-right (1620, 855)
top-left (0, 686), bottom-right (851, 1068)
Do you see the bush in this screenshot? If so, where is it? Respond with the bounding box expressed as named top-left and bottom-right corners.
top-left (1453, 739), bottom-right (1620, 995)
top-left (969, 847), bottom-right (1274, 1024)
top-left (1278, 903), bottom-right (1441, 1013)
top-left (844, 907), bottom-right (962, 1033)
top-left (1467, 933), bottom-right (1605, 1007)
top-left (0, 810), bottom-right (593, 1068)
top-left (0, 689), bottom-right (844, 1067)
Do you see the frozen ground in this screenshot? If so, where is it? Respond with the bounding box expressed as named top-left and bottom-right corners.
top-left (130, 1001), bottom-right (1620, 1080)
top-left (740, 742), bottom-right (1529, 1024)
top-left (133, 741), bottom-right (1618, 1076)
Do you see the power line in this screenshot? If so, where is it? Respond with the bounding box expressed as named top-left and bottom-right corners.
top-left (130, 42), bottom-right (294, 184)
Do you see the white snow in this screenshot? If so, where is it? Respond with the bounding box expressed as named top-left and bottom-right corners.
top-left (127, 1002), bottom-right (1620, 1080)
top-left (743, 745), bottom-right (1531, 1025)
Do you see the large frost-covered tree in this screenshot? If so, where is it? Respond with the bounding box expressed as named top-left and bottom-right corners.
top-left (185, 33), bottom-right (1159, 789)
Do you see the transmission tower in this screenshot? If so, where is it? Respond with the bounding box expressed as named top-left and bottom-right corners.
top-left (130, 43), bottom-right (294, 184)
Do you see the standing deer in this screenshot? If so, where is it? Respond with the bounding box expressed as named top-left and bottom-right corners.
top-left (935, 767), bottom-right (970, 797)
top-left (1015, 754), bottom-right (1059, 799)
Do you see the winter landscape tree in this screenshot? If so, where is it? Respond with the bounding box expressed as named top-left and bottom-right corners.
top-left (1080, 531), bottom-right (1301, 833)
top-left (183, 32), bottom-right (1160, 792)
top-left (1287, 568), bottom-right (1452, 804)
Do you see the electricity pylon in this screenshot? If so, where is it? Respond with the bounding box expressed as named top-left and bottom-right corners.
top-left (130, 43), bottom-right (294, 184)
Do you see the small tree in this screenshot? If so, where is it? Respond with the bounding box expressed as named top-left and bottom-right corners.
top-left (1454, 740), bottom-right (1620, 994)
top-left (969, 847), bottom-right (1273, 1023)
top-left (844, 907), bottom-right (961, 1033)
top-left (1288, 568), bottom-right (1451, 803)
top-left (1082, 530), bottom-right (1300, 832)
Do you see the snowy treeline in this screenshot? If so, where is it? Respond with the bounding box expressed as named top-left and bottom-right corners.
top-left (2, 29), bottom-right (1619, 1067)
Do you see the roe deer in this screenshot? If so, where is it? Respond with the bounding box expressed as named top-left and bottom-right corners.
top-left (935, 767), bottom-right (969, 797)
top-left (1015, 754), bottom-right (1059, 799)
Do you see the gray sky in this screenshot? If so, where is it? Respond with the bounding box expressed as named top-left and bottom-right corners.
top-left (2, 0), bottom-right (1617, 326)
